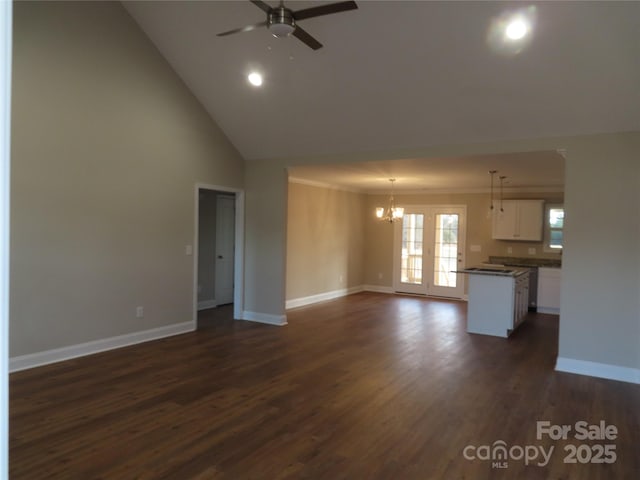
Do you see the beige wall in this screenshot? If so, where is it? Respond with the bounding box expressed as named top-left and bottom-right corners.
top-left (286, 182), bottom-right (365, 300)
top-left (244, 162), bottom-right (288, 319)
top-left (559, 134), bottom-right (640, 369)
top-left (10, 1), bottom-right (244, 356)
top-left (364, 191), bottom-right (563, 288)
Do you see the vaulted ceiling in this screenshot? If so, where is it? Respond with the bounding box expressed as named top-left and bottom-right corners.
top-left (124, 1), bottom-right (639, 189)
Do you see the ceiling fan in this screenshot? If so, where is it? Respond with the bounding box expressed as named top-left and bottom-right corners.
top-left (217, 0), bottom-right (358, 50)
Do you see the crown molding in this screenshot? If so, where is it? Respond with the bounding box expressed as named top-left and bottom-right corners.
top-left (365, 185), bottom-right (564, 195)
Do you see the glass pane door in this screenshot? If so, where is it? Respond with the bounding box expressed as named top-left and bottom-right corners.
top-left (433, 214), bottom-right (458, 288)
top-left (428, 208), bottom-right (465, 298)
top-left (400, 213), bottom-right (424, 285)
top-left (394, 212), bottom-right (427, 295)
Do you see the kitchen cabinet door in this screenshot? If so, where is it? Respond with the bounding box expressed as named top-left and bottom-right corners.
top-left (492, 200), bottom-right (544, 241)
top-left (517, 200), bottom-right (545, 240)
top-left (492, 201), bottom-right (518, 240)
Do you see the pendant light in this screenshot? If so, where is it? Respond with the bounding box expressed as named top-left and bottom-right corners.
top-left (499, 175), bottom-right (507, 212)
top-left (488, 170), bottom-right (497, 216)
top-left (376, 179), bottom-right (404, 223)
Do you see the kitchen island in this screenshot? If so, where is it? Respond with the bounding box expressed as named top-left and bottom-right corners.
top-left (457, 266), bottom-right (530, 338)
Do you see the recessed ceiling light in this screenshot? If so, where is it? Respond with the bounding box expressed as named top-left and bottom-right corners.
top-left (487, 7), bottom-right (536, 55)
top-left (248, 72), bottom-right (263, 87)
top-left (505, 18), bottom-right (528, 40)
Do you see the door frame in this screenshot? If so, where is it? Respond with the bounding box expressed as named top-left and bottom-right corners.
top-left (194, 183), bottom-right (245, 321)
top-left (392, 204), bottom-right (467, 299)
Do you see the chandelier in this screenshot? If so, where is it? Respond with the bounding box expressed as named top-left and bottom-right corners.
top-left (376, 179), bottom-right (404, 223)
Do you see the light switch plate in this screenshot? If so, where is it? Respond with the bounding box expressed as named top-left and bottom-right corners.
top-left (470, 245), bottom-right (481, 252)
top-left (185, 245), bottom-right (193, 255)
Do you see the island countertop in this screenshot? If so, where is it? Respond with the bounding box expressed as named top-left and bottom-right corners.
top-left (488, 256), bottom-right (561, 268)
top-left (454, 265), bottom-right (530, 277)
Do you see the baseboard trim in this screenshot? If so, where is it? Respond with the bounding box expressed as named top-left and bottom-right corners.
top-left (538, 307), bottom-right (560, 315)
top-left (240, 311), bottom-right (287, 326)
top-left (197, 299), bottom-right (217, 311)
top-left (9, 321), bottom-right (195, 373)
top-left (555, 357), bottom-right (640, 384)
top-left (286, 286), bottom-right (363, 309)
top-left (362, 285), bottom-right (395, 294)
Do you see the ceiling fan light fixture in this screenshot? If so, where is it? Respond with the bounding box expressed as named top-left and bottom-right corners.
top-left (269, 22), bottom-right (295, 37)
top-left (268, 8), bottom-right (295, 37)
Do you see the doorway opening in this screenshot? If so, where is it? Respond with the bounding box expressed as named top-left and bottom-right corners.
top-left (195, 184), bottom-right (244, 328)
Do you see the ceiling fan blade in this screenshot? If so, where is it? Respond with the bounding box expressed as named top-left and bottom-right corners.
top-left (217, 20), bottom-right (268, 37)
top-left (292, 25), bottom-right (323, 50)
top-left (250, 0), bottom-right (272, 14)
top-left (293, 1), bottom-right (358, 21)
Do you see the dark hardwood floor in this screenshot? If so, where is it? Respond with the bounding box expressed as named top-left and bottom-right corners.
top-left (10, 292), bottom-right (640, 479)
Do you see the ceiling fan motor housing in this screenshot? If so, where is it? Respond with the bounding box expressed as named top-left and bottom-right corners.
top-left (269, 6), bottom-right (296, 37)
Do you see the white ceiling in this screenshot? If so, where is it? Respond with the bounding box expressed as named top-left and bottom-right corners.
top-left (123, 1), bottom-right (638, 190)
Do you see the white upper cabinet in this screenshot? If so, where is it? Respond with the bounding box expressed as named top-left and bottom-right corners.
top-left (492, 200), bottom-right (544, 241)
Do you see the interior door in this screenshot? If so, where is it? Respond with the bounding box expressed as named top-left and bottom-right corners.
top-left (393, 206), bottom-right (466, 299)
top-left (214, 195), bottom-right (235, 305)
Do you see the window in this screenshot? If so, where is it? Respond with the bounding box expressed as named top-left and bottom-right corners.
top-left (544, 204), bottom-right (564, 251)
top-left (400, 213), bottom-right (424, 284)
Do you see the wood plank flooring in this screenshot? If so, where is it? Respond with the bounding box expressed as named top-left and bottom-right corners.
top-left (10, 292), bottom-right (640, 479)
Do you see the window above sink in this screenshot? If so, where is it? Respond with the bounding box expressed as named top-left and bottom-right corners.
top-left (544, 203), bottom-right (564, 252)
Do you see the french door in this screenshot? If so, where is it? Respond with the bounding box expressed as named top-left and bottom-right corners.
top-left (393, 206), bottom-right (466, 299)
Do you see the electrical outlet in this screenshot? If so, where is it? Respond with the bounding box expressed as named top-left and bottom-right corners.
top-left (528, 247), bottom-right (536, 255)
top-left (136, 306), bottom-right (144, 318)
top-left (339, 275), bottom-right (344, 283)
top-left (185, 245), bottom-right (193, 256)
top-left (507, 247), bottom-right (513, 254)
top-left (378, 272), bottom-right (383, 280)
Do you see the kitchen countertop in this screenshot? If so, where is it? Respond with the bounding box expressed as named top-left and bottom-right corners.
top-left (488, 256), bottom-right (562, 268)
top-left (455, 265), bottom-right (529, 277)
